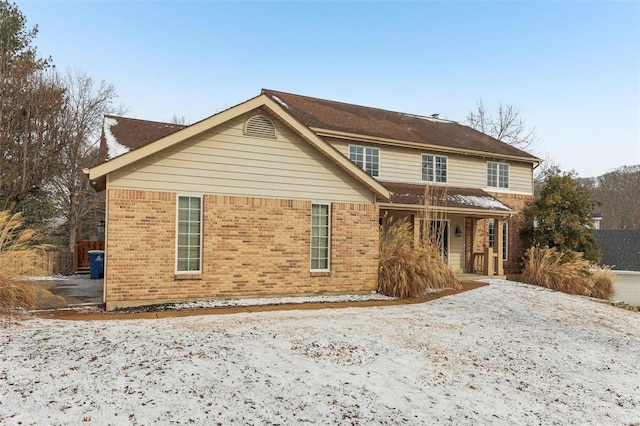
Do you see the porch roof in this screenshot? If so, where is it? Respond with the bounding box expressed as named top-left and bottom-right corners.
top-left (378, 182), bottom-right (515, 217)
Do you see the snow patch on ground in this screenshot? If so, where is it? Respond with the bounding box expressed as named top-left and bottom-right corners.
top-left (1, 281), bottom-right (639, 424)
top-left (23, 275), bottom-right (70, 281)
top-left (136, 293), bottom-right (395, 311)
top-left (104, 116), bottom-right (130, 159)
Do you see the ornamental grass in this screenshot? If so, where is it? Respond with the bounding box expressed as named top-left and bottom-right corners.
top-left (378, 214), bottom-right (460, 298)
top-left (522, 246), bottom-right (614, 300)
top-left (0, 211), bottom-right (46, 310)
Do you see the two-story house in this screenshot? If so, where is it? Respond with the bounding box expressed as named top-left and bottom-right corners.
top-left (87, 90), bottom-right (540, 310)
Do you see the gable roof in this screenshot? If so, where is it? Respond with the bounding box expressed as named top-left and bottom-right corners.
top-left (87, 94), bottom-right (390, 199)
top-left (99, 115), bottom-right (185, 162)
top-left (261, 89), bottom-right (540, 163)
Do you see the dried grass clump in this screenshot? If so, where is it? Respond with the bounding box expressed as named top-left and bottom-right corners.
top-left (522, 246), bottom-right (614, 299)
top-left (0, 211), bottom-right (45, 310)
top-left (378, 215), bottom-right (460, 298)
top-left (588, 266), bottom-right (615, 300)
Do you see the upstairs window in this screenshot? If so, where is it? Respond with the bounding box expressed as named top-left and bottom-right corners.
top-left (487, 162), bottom-right (509, 189)
top-left (422, 154), bottom-right (447, 183)
top-left (244, 115), bottom-right (276, 139)
top-left (349, 145), bottom-right (379, 177)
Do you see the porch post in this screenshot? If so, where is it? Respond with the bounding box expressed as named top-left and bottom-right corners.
top-left (470, 218), bottom-right (477, 271)
top-left (496, 218), bottom-right (504, 276)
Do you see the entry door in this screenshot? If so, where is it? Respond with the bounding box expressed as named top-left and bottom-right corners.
top-left (430, 220), bottom-right (449, 262)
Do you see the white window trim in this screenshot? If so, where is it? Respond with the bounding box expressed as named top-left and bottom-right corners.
top-left (421, 153), bottom-right (448, 184)
top-left (489, 219), bottom-right (508, 261)
top-left (348, 144), bottom-right (380, 178)
top-left (310, 202), bottom-right (331, 272)
top-left (486, 161), bottom-right (510, 190)
top-left (502, 221), bottom-right (509, 261)
top-left (175, 194), bottom-right (203, 274)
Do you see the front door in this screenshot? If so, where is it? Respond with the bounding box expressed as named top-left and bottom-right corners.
top-left (430, 220), bottom-right (449, 262)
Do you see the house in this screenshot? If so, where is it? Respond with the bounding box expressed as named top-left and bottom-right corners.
top-left (87, 90), bottom-right (540, 310)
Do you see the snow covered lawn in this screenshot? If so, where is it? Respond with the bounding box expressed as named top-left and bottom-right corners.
top-left (1, 280), bottom-right (639, 425)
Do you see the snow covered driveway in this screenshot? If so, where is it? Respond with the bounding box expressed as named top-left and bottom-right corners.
top-left (1, 281), bottom-right (639, 425)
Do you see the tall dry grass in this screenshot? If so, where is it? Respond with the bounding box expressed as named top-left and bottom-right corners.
top-left (378, 213), bottom-right (460, 298)
top-left (522, 246), bottom-right (614, 299)
top-left (0, 211), bottom-right (47, 310)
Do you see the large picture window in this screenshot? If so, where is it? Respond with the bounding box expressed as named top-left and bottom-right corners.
top-left (349, 145), bottom-right (379, 177)
top-left (422, 154), bottom-right (447, 183)
top-left (310, 203), bottom-right (330, 271)
top-left (176, 195), bottom-right (202, 273)
top-left (487, 162), bottom-right (509, 189)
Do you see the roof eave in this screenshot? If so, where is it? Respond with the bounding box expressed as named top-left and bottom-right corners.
top-left (377, 202), bottom-right (515, 217)
top-left (315, 128), bottom-right (542, 164)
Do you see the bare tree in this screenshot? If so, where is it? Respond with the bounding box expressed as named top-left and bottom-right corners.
top-left (466, 99), bottom-right (538, 151)
top-left (48, 70), bottom-right (124, 251)
top-left (591, 165), bottom-right (640, 229)
top-left (533, 154), bottom-right (561, 196)
top-left (169, 114), bottom-right (189, 125)
top-left (0, 1), bottom-right (66, 213)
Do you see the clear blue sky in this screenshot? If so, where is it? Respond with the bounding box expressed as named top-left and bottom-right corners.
top-left (17, 0), bottom-right (640, 177)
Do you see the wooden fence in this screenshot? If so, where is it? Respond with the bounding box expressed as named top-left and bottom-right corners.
top-left (74, 240), bottom-right (105, 272)
top-left (16, 251), bottom-right (75, 276)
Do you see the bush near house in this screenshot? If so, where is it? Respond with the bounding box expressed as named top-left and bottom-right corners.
top-left (378, 215), bottom-right (460, 298)
top-left (0, 211), bottom-right (47, 310)
top-left (521, 246), bottom-right (613, 299)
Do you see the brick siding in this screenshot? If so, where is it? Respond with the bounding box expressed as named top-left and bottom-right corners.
top-left (105, 189), bottom-right (378, 310)
top-left (489, 192), bottom-right (535, 275)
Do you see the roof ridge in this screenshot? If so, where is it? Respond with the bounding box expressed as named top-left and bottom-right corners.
top-left (104, 114), bottom-right (186, 127)
top-left (261, 89), bottom-right (458, 124)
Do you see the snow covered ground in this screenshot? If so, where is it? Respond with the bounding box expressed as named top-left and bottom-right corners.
top-left (1, 280), bottom-right (639, 425)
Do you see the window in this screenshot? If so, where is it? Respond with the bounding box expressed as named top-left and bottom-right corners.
top-left (502, 221), bottom-right (508, 261)
top-left (488, 219), bottom-right (508, 261)
top-left (310, 203), bottom-right (330, 271)
top-left (176, 196), bottom-right (202, 273)
top-left (487, 162), bottom-right (509, 189)
top-left (488, 219), bottom-right (495, 249)
top-left (422, 154), bottom-right (447, 183)
top-left (349, 145), bottom-right (379, 177)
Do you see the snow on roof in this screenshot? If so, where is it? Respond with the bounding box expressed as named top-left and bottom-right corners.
top-left (400, 112), bottom-right (457, 124)
top-left (103, 116), bottom-right (130, 160)
top-left (271, 95), bottom-right (289, 109)
top-left (447, 194), bottom-right (512, 211)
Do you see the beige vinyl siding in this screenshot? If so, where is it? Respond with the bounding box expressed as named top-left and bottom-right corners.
top-left (329, 139), bottom-right (533, 194)
top-left (109, 114), bottom-right (373, 203)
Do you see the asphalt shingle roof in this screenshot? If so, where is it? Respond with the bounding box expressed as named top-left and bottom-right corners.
top-left (99, 115), bottom-right (185, 162)
top-left (261, 89), bottom-right (540, 161)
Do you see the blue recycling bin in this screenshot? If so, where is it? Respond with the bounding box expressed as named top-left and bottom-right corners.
top-left (88, 250), bottom-right (105, 279)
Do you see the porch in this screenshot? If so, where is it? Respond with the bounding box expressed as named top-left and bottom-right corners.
top-left (378, 183), bottom-right (515, 277)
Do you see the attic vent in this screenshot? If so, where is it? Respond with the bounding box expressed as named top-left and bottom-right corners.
top-left (244, 115), bottom-right (276, 139)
